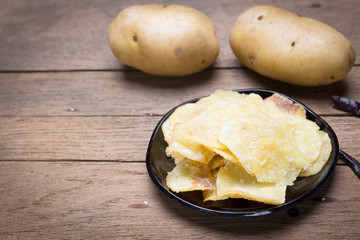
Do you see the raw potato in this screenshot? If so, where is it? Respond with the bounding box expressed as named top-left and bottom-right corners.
top-left (108, 5), bottom-right (219, 76)
top-left (230, 6), bottom-right (356, 86)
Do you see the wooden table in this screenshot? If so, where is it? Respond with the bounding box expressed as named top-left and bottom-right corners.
top-left (1, 0), bottom-right (359, 239)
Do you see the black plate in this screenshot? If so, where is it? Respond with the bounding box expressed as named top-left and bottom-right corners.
top-left (146, 89), bottom-right (339, 217)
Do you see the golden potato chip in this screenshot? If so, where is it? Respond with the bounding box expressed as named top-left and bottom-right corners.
top-left (264, 94), bottom-right (322, 164)
top-left (244, 93), bottom-right (264, 105)
top-left (299, 131), bottom-right (332, 177)
top-left (162, 94), bottom-right (223, 144)
top-left (219, 103), bottom-right (285, 175)
top-left (252, 138), bottom-right (308, 185)
top-left (264, 93), bottom-right (306, 118)
top-left (203, 169), bottom-right (229, 202)
top-left (196, 93), bottom-right (224, 108)
top-left (166, 158), bottom-right (214, 193)
top-left (166, 141), bottom-right (215, 164)
top-left (172, 91), bottom-right (245, 165)
top-left (204, 162), bottom-right (287, 205)
top-left (207, 155), bottom-right (227, 170)
top-left (162, 90), bottom-right (332, 205)
top-left (173, 99), bottom-right (231, 150)
top-left (285, 117), bottom-right (323, 164)
top-left (212, 89), bottom-right (247, 105)
top-left (165, 145), bottom-right (186, 163)
top-left (212, 148), bottom-right (238, 165)
top-left (162, 103), bottom-right (199, 144)
top-left (163, 94), bottom-right (226, 164)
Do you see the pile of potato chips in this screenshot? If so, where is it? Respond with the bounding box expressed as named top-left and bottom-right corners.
top-left (162, 90), bottom-right (331, 205)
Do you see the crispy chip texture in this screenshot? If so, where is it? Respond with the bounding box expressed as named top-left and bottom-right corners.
top-left (212, 89), bottom-right (247, 105)
top-left (204, 162), bottom-right (287, 205)
top-left (252, 138), bottom-right (308, 185)
top-left (219, 103), bottom-right (285, 175)
top-left (166, 158), bottom-right (214, 193)
top-left (264, 95), bottom-right (323, 164)
top-left (166, 141), bottom-right (214, 164)
top-left (164, 90), bottom-right (331, 205)
top-left (173, 99), bottom-right (231, 151)
top-left (264, 93), bottom-right (306, 118)
top-left (162, 93), bottom-right (223, 144)
top-left (207, 155), bottom-right (227, 170)
top-left (299, 131), bottom-right (332, 177)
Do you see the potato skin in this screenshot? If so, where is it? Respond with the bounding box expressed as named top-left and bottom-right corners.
top-left (230, 6), bottom-right (356, 86)
top-left (108, 5), bottom-right (219, 76)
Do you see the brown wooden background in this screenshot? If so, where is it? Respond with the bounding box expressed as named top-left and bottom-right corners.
top-left (0, 0), bottom-right (359, 239)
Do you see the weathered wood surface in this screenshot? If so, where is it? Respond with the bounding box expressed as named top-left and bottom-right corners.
top-left (0, 162), bottom-right (358, 239)
top-left (0, 66), bottom-right (359, 117)
top-left (0, 0), bottom-right (359, 71)
top-left (0, 0), bottom-right (359, 239)
top-left (0, 116), bottom-right (358, 162)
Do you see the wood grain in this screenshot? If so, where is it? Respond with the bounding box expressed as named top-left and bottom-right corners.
top-left (1, 1), bottom-right (359, 239)
top-left (0, 116), bottom-right (358, 161)
top-left (0, 162), bottom-right (358, 239)
top-left (0, 116), bottom-right (158, 161)
top-left (0, 0), bottom-right (359, 71)
top-left (0, 66), bottom-right (359, 117)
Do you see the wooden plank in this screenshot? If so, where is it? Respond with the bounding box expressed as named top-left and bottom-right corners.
top-left (0, 116), bottom-right (358, 161)
top-left (0, 162), bottom-right (358, 239)
top-left (0, 67), bottom-right (359, 117)
top-left (0, 116), bottom-right (158, 161)
top-left (0, 0), bottom-right (359, 71)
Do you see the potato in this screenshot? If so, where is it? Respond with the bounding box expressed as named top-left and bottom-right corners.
top-left (230, 6), bottom-right (356, 86)
top-left (108, 4), bottom-right (219, 76)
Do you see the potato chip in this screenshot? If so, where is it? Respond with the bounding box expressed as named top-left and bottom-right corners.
top-left (163, 90), bottom-right (332, 205)
top-left (212, 89), bottom-right (247, 105)
top-left (171, 99), bottom-right (239, 166)
top-left (166, 141), bottom-right (214, 164)
top-left (163, 94), bottom-right (225, 163)
top-left (172, 91), bottom-right (245, 165)
top-left (212, 148), bottom-right (238, 165)
top-left (252, 138), bottom-right (308, 185)
top-left (203, 169), bottom-right (228, 201)
top-left (162, 103), bottom-right (199, 144)
top-left (166, 158), bottom-right (214, 193)
top-left (264, 93), bottom-right (306, 118)
top-left (284, 117), bottom-right (323, 164)
top-left (264, 94), bottom-right (322, 164)
top-left (162, 94), bottom-right (223, 144)
top-left (165, 145), bottom-right (186, 164)
top-left (173, 99), bottom-right (231, 150)
top-left (219, 102), bottom-right (285, 175)
top-left (204, 162), bottom-right (287, 205)
top-left (245, 93), bottom-right (264, 105)
top-left (207, 155), bottom-right (227, 170)
top-left (299, 131), bottom-right (332, 177)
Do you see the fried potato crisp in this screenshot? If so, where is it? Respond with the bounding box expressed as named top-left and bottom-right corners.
top-left (219, 101), bottom-right (285, 175)
top-left (166, 141), bottom-right (214, 164)
top-left (299, 131), bottom-right (332, 177)
top-left (166, 158), bottom-right (214, 193)
top-left (163, 90), bottom-right (332, 205)
top-left (204, 162), bottom-right (287, 205)
top-left (252, 138), bottom-right (308, 185)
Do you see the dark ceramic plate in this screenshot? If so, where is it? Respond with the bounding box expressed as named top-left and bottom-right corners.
top-left (146, 89), bottom-right (339, 217)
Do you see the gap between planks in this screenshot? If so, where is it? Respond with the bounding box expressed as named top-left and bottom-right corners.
top-left (0, 65), bottom-right (359, 74)
top-left (0, 159), bottom-right (144, 163)
top-left (0, 159), bottom-right (350, 166)
top-left (0, 114), bottom-right (354, 118)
